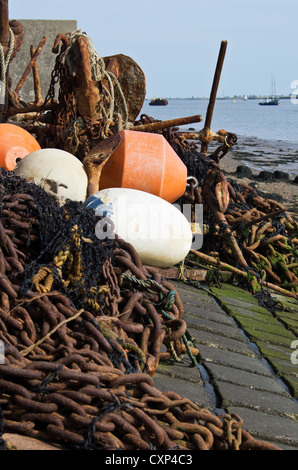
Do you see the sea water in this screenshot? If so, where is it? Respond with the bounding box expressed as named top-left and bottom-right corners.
top-left (138, 98), bottom-right (298, 177)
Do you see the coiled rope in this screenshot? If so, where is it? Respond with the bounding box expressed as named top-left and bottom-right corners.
top-left (0, 28), bottom-right (14, 119)
top-left (62, 30), bottom-right (129, 131)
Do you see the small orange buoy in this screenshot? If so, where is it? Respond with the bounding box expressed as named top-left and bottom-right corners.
top-left (0, 123), bottom-right (41, 170)
top-left (98, 130), bottom-right (187, 203)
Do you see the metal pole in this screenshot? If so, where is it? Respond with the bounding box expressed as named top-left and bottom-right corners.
top-left (201, 40), bottom-right (227, 154)
top-left (133, 114), bottom-right (203, 132)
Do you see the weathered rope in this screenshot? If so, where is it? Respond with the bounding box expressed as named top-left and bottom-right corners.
top-left (62, 30), bottom-right (129, 131)
top-left (0, 28), bottom-right (14, 118)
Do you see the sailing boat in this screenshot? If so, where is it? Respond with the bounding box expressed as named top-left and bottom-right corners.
top-left (259, 75), bottom-right (279, 106)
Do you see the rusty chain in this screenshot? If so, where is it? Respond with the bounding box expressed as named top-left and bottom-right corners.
top-left (0, 171), bottom-right (282, 450)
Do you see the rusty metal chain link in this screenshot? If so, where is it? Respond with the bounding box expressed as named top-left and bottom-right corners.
top-left (0, 170), bottom-right (282, 450)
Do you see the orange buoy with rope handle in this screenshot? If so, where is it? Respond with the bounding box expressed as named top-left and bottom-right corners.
top-left (0, 123), bottom-right (41, 170)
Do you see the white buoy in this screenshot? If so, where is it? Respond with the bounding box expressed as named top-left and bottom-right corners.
top-left (13, 148), bottom-right (88, 204)
top-left (85, 188), bottom-right (193, 268)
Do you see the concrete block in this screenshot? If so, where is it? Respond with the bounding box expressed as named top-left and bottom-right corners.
top-left (9, 19), bottom-right (77, 103)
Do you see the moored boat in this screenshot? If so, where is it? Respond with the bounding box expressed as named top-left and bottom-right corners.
top-left (149, 97), bottom-right (168, 106)
top-left (259, 75), bottom-right (279, 105)
top-left (259, 97), bottom-right (279, 106)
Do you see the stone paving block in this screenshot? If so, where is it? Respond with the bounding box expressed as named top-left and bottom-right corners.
top-left (182, 301), bottom-right (225, 315)
top-left (266, 357), bottom-right (298, 380)
top-left (183, 307), bottom-right (236, 326)
top-left (210, 284), bottom-right (262, 304)
top-left (171, 281), bottom-right (298, 448)
top-left (272, 360), bottom-right (298, 379)
top-left (232, 315), bottom-right (297, 340)
top-left (216, 380), bottom-right (298, 418)
top-left (171, 281), bottom-right (211, 296)
top-left (157, 357), bottom-right (201, 383)
top-left (205, 362), bottom-right (291, 397)
top-left (228, 406), bottom-right (298, 448)
top-left (257, 341), bottom-right (293, 362)
top-left (189, 327), bottom-right (254, 356)
top-left (218, 296), bottom-right (273, 314)
top-left (225, 305), bottom-right (273, 319)
top-left (153, 371), bottom-right (213, 410)
top-left (173, 284), bottom-right (213, 298)
top-left (279, 319), bottom-right (298, 336)
top-left (183, 315), bottom-right (245, 341)
top-left (243, 327), bottom-right (296, 347)
top-left (283, 375), bottom-right (298, 399)
top-left (178, 295), bottom-right (219, 311)
top-left (230, 310), bottom-right (286, 329)
top-left (197, 344), bottom-right (273, 376)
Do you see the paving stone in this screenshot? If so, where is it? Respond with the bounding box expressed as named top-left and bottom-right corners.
top-left (178, 295), bottom-right (219, 311)
top-left (278, 318), bottom-right (298, 336)
top-left (164, 281), bottom-right (298, 449)
top-left (217, 296), bottom-right (270, 314)
top-left (171, 281), bottom-right (211, 296)
top-left (230, 311), bottom-right (287, 330)
top-left (157, 357), bottom-right (201, 383)
top-left (198, 344), bottom-right (273, 376)
top-left (182, 301), bottom-right (225, 315)
top-left (228, 406), bottom-right (298, 448)
top-left (183, 306), bottom-right (236, 326)
top-left (257, 341), bottom-right (293, 362)
top-left (243, 327), bottom-right (296, 347)
top-left (183, 315), bottom-right (244, 341)
top-left (261, 353), bottom-right (298, 375)
top-left (225, 305), bottom-right (273, 319)
top-left (233, 316), bottom-right (297, 341)
top-left (174, 284), bottom-right (213, 298)
top-left (216, 380), bottom-right (298, 417)
top-left (206, 362), bottom-right (291, 396)
top-left (153, 371), bottom-right (213, 410)
top-left (283, 374), bottom-right (298, 399)
top-left (189, 327), bottom-right (254, 356)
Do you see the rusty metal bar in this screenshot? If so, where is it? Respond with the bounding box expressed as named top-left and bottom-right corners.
top-left (0, 0), bottom-right (9, 45)
top-left (133, 114), bottom-right (203, 132)
top-left (179, 129), bottom-right (227, 143)
top-left (30, 44), bottom-right (42, 105)
top-left (2, 101), bottom-right (57, 116)
top-left (74, 36), bottom-right (101, 121)
top-left (201, 40), bottom-right (227, 154)
top-left (14, 36), bottom-right (46, 95)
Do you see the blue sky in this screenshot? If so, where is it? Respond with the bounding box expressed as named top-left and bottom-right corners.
top-left (8, 0), bottom-right (298, 98)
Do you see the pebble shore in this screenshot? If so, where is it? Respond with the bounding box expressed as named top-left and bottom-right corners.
top-left (219, 152), bottom-right (298, 219)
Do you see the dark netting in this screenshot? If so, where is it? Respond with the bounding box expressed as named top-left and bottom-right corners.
top-left (0, 169), bottom-right (116, 310)
top-left (0, 169), bottom-right (282, 450)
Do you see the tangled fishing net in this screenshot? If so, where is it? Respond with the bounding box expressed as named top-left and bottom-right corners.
top-left (0, 169), bottom-right (282, 450)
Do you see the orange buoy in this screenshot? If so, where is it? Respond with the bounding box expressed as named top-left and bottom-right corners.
top-left (98, 130), bottom-right (187, 203)
top-left (0, 123), bottom-right (41, 170)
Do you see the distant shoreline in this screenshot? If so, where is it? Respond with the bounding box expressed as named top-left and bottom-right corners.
top-left (145, 96), bottom-right (292, 101)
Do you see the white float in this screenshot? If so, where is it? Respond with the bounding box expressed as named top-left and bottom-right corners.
top-left (85, 188), bottom-right (193, 268)
top-left (13, 148), bottom-right (88, 204)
